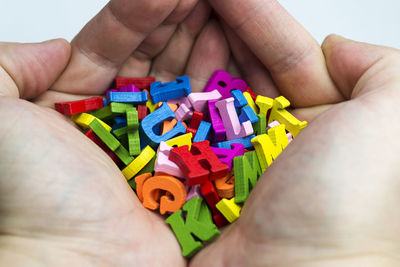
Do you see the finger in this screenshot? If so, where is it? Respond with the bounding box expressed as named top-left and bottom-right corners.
top-left (221, 21), bottom-right (280, 98)
top-left (322, 34), bottom-right (400, 99)
top-left (149, 0), bottom-right (212, 82)
top-left (226, 58), bottom-right (241, 78)
top-left (185, 20), bottom-right (230, 92)
top-left (118, 0), bottom-right (201, 78)
top-left (208, 0), bottom-right (344, 107)
top-left (0, 39), bottom-right (70, 99)
top-left (117, 24), bottom-right (177, 77)
top-left (52, 0), bottom-right (181, 95)
top-left (291, 104), bottom-right (333, 123)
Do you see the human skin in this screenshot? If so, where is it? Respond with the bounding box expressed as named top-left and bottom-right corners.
top-left (1, 0), bottom-right (400, 266)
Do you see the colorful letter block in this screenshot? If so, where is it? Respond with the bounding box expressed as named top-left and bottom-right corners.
top-left (115, 76), bottom-right (155, 90)
top-left (122, 146), bottom-right (155, 180)
top-left (251, 124), bottom-right (289, 172)
top-left (107, 91), bottom-right (148, 104)
top-left (203, 70), bottom-right (247, 99)
top-left (169, 141), bottom-right (229, 186)
top-left (188, 90), bottom-right (222, 112)
top-left (142, 175), bottom-right (187, 214)
top-left (211, 143), bottom-right (245, 170)
top-left (154, 142), bottom-right (185, 178)
top-left (234, 151), bottom-right (262, 203)
top-left (268, 96), bottom-right (307, 137)
top-left (150, 76), bottom-right (191, 103)
top-left (139, 102), bottom-right (186, 148)
top-left (165, 197), bottom-right (220, 257)
top-left (55, 97), bottom-right (104, 116)
top-left (215, 98), bottom-right (253, 141)
top-left (216, 198), bottom-right (242, 223)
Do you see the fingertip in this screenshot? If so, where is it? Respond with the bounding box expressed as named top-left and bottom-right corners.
top-left (0, 39), bottom-right (72, 99)
top-left (321, 34), bottom-right (389, 99)
top-left (186, 19), bottom-right (230, 91)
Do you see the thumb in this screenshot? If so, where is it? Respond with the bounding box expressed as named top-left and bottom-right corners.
top-left (322, 34), bottom-right (400, 99)
top-left (0, 39), bottom-right (71, 99)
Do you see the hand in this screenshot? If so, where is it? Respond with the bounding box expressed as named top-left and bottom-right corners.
top-left (189, 0), bottom-right (400, 266)
top-left (0, 0), bottom-right (232, 265)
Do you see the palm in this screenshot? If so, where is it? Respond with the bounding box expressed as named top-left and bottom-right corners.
top-left (0, 97), bottom-right (185, 265)
top-left (0, 0), bottom-right (223, 265)
top-left (189, 1), bottom-right (400, 265)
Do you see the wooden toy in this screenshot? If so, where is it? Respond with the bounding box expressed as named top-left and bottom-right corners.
top-left (231, 89), bottom-right (248, 108)
top-left (267, 120), bottom-right (280, 130)
top-left (287, 132), bottom-right (293, 143)
top-left (119, 84), bottom-right (141, 92)
top-left (200, 181), bottom-right (228, 227)
top-left (126, 107), bottom-right (141, 156)
top-left (142, 175), bottom-right (187, 214)
top-left (61, 71), bottom-right (306, 259)
top-left (187, 185), bottom-right (202, 201)
top-left (251, 124), bottom-right (289, 172)
top-left (167, 96), bottom-right (192, 108)
top-left (134, 173), bottom-right (153, 202)
top-left (234, 151), bottom-right (262, 203)
top-left (193, 121), bottom-right (211, 143)
top-left (144, 90), bottom-right (159, 113)
top-left (253, 113), bottom-right (267, 135)
top-left (106, 89), bottom-right (118, 100)
top-left (113, 116), bottom-right (127, 129)
top-left (213, 213), bottom-right (229, 228)
top-left (137, 105), bottom-right (148, 121)
top-left (245, 86), bottom-right (258, 100)
top-left (169, 140), bottom-right (229, 186)
top-left (238, 105), bottom-right (259, 124)
top-left (255, 95), bottom-right (274, 116)
top-left (150, 76), bottom-right (191, 103)
top-left (211, 143), bottom-right (245, 170)
top-left (90, 105), bottom-right (113, 122)
top-left (268, 96), bottom-right (307, 137)
top-left (139, 102), bottom-right (186, 148)
top-left (215, 97), bottom-right (253, 141)
top-left (112, 126), bottom-right (128, 139)
top-left (188, 90), bottom-right (221, 112)
top-left (55, 97), bottom-right (104, 116)
top-left (200, 181), bottom-right (221, 214)
top-left (175, 103), bottom-right (193, 121)
top-left (190, 111), bottom-right (203, 130)
top-left (136, 154), bottom-right (156, 175)
top-left (214, 172), bottom-right (235, 199)
top-left (208, 99), bottom-right (226, 142)
top-left (160, 104), bottom-right (178, 135)
top-left (216, 198), bottom-right (242, 223)
top-left (186, 127), bottom-right (197, 138)
top-left (71, 113), bottom-right (112, 132)
top-left (165, 133), bottom-right (193, 149)
top-left (203, 70), bottom-right (247, 99)
top-left (243, 91), bottom-right (259, 114)
top-left (88, 119), bottom-right (133, 165)
top-left (122, 146), bottom-right (155, 180)
top-left (115, 76), bottom-right (155, 89)
top-left (165, 197), bottom-right (220, 257)
top-left (213, 135), bottom-right (256, 149)
top-left (107, 91), bottom-right (148, 104)
top-left (154, 142), bottom-right (185, 178)
top-left (110, 102), bottom-right (135, 114)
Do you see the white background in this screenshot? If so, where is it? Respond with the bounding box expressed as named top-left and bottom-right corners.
top-left (0, 0), bottom-right (399, 48)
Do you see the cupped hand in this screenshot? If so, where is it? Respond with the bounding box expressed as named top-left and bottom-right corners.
top-left (0, 0), bottom-right (232, 266)
top-left (189, 0), bottom-right (400, 266)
